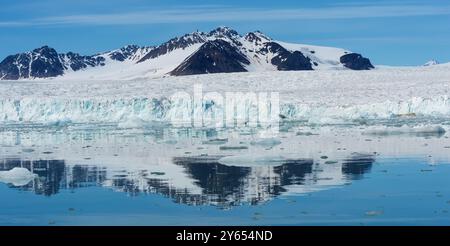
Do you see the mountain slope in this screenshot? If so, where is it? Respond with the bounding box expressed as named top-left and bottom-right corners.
top-left (0, 27), bottom-right (374, 80)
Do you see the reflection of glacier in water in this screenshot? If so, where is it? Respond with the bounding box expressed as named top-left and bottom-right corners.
top-left (0, 154), bottom-right (374, 207)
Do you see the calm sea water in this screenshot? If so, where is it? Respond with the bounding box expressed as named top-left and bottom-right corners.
top-left (1, 124), bottom-right (450, 225)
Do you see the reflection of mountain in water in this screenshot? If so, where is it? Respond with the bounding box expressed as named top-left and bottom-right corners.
top-left (341, 154), bottom-right (375, 180)
top-left (0, 154), bottom-right (374, 207)
top-left (174, 156), bottom-right (314, 206)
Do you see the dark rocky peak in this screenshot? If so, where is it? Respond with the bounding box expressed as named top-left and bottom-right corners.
top-left (208, 26), bottom-right (240, 39)
top-left (64, 51), bottom-right (82, 59)
top-left (207, 27), bottom-right (243, 48)
top-left (116, 44), bottom-right (141, 55)
top-left (244, 31), bottom-right (271, 45)
top-left (32, 46), bottom-right (59, 57)
top-left (109, 44), bottom-right (141, 61)
top-left (121, 44), bottom-right (140, 51)
top-left (181, 31), bottom-right (207, 43)
top-left (61, 52), bottom-right (74, 64)
top-left (166, 32), bottom-right (206, 47)
top-left (209, 26), bottom-right (241, 42)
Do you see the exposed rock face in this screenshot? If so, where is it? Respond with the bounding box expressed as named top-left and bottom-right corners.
top-left (170, 39), bottom-right (250, 76)
top-left (261, 42), bottom-right (313, 71)
top-left (244, 31), bottom-right (270, 45)
top-left (109, 45), bottom-right (140, 61)
top-left (137, 33), bottom-right (206, 63)
top-left (208, 26), bottom-right (240, 39)
top-left (60, 52), bottom-right (105, 71)
top-left (276, 51), bottom-right (313, 71)
top-left (0, 56), bottom-right (25, 80)
top-left (340, 53), bottom-right (374, 70)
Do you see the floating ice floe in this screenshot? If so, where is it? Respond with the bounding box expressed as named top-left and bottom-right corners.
top-left (0, 168), bottom-right (36, 186)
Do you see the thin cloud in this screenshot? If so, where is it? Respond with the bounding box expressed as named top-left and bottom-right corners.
top-left (1, 3), bottom-right (450, 27)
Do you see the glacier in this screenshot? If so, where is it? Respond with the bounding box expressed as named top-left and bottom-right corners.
top-left (0, 95), bottom-right (449, 126)
top-left (0, 65), bottom-right (450, 126)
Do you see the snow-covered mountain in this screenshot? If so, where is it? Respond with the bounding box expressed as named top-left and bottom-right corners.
top-left (0, 27), bottom-right (374, 80)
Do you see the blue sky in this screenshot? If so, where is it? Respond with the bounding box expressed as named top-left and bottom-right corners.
top-left (1, 0), bottom-right (449, 65)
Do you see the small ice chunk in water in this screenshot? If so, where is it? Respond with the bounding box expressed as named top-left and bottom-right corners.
top-left (0, 168), bottom-right (36, 186)
top-left (365, 210), bottom-right (384, 216)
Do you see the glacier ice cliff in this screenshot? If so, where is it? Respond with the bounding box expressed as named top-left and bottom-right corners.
top-left (0, 96), bottom-right (449, 126)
